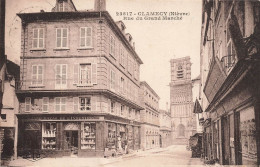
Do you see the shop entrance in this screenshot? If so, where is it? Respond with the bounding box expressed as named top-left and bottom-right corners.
top-left (65, 131), bottom-right (79, 156)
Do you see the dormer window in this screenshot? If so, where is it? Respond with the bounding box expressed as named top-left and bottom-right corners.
top-left (58, 0), bottom-right (68, 12)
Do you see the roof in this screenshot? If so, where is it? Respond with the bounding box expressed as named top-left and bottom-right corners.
top-left (140, 81), bottom-right (160, 99)
top-left (5, 59), bottom-right (20, 80)
top-left (17, 11), bottom-right (143, 64)
top-left (170, 56), bottom-right (190, 62)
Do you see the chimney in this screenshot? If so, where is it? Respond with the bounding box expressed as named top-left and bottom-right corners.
top-left (94, 0), bottom-right (106, 11)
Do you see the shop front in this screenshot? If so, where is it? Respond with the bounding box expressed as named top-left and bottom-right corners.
top-left (17, 114), bottom-right (141, 158)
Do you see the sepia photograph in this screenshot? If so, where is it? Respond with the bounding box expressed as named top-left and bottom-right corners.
top-left (0, 0), bottom-right (260, 166)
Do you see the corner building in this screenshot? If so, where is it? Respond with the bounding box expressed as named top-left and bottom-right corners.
top-left (16, 0), bottom-right (143, 157)
top-left (170, 57), bottom-right (196, 144)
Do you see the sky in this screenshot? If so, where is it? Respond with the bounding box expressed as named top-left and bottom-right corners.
top-left (5, 0), bottom-right (202, 110)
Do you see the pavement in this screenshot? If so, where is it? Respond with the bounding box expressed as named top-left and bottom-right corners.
top-left (6, 145), bottom-right (205, 167)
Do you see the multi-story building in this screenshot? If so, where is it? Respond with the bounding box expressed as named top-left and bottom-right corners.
top-left (159, 109), bottom-right (171, 148)
top-left (140, 81), bottom-right (160, 150)
top-left (170, 56), bottom-right (196, 144)
top-left (0, 60), bottom-right (19, 164)
top-left (200, 0), bottom-right (260, 165)
top-left (16, 0), bottom-right (143, 158)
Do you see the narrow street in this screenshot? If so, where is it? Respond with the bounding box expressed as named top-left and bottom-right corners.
top-left (8, 145), bottom-right (204, 167)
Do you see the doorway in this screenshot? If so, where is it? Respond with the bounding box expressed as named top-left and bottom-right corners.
top-left (65, 131), bottom-right (79, 156)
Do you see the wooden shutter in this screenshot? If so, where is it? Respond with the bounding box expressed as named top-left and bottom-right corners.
top-left (107, 99), bottom-right (111, 113)
top-left (91, 96), bottom-right (96, 111)
top-left (86, 27), bottom-right (92, 47)
top-left (73, 64), bottom-right (79, 84)
top-left (39, 28), bottom-right (44, 48)
top-left (73, 97), bottom-right (78, 112)
top-left (33, 29), bottom-right (38, 48)
top-left (32, 65), bottom-right (37, 85)
top-left (56, 28), bottom-right (61, 48)
top-left (91, 63), bottom-right (97, 85)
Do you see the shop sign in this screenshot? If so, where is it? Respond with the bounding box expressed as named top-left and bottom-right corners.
top-left (22, 115), bottom-right (101, 121)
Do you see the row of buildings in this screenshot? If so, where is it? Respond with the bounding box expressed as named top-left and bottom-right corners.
top-left (198, 0), bottom-right (260, 165)
top-left (0, 0), bottom-right (172, 161)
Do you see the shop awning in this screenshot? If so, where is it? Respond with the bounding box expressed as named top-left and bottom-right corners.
top-left (193, 99), bottom-right (203, 113)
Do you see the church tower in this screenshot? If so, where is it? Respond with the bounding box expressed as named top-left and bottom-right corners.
top-left (170, 56), bottom-right (195, 144)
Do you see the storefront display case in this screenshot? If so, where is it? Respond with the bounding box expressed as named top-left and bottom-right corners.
top-left (81, 122), bottom-right (96, 150)
top-left (42, 122), bottom-right (56, 150)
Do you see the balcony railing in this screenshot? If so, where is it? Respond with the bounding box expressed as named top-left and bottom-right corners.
top-left (220, 54), bottom-right (236, 72)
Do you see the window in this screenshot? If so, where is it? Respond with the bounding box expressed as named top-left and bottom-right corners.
top-left (109, 35), bottom-right (115, 57)
top-left (0, 114), bottom-right (6, 120)
top-left (32, 28), bottom-right (44, 48)
top-left (120, 77), bottom-right (125, 93)
top-left (56, 28), bottom-right (68, 48)
top-left (42, 122), bottom-right (56, 149)
top-left (111, 101), bottom-right (115, 114)
top-left (79, 64), bottom-right (91, 85)
top-left (58, 0), bottom-right (67, 12)
top-left (80, 27), bottom-right (92, 48)
top-left (74, 63), bottom-right (97, 86)
top-left (119, 45), bottom-right (125, 66)
top-left (55, 64), bottom-right (67, 88)
top-left (121, 105), bottom-right (124, 116)
top-left (81, 122), bottom-right (96, 149)
top-left (55, 97), bottom-right (66, 112)
top-left (110, 70), bottom-right (116, 90)
top-left (42, 97), bottom-right (49, 112)
top-left (32, 65), bottom-right (43, 85)
top-left (79, 97), bottom-right (91, 111)
top-left (25, 97), bottom-right (31, 112)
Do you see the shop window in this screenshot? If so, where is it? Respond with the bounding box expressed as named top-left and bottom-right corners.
top-left (107, 123), bottom-right (116, 150)
top-left (42, 122), bottom-right (56, 150)
top-left (81, 122), bottom-right (96, 149)
top-left (79, 97), bottom-right (91, 111)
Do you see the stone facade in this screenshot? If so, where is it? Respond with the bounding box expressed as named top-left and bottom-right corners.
top-left (199, 0), bottom-right (260, 165)
top-left (16, 0), bottom-right (143, 158)
top-left (140, 81), bottom-right (160, 150)
top-left (159, 109), bottom-right (171, 148)
top-left (170, 56), bottom-right (196, 144)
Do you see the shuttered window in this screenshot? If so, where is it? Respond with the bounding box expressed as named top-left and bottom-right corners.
top-left (25, 97), bottom-right (31, 112)
top-left (56, 28), bottom-right (68, 48)
top-left (80, 27), bottom-right (92, 48)
top-left (55, 97), bottom-right (66, 112)
top-left (109, 35), bottom-right (115, 57)
top-left (73, 97), bottom-right (79, 112)
top-left (55, 64), bottom-right (67, 88)
top-left (110, 70), bottom-right (116, 91)
top-left (32, 28), bottom-right (44, 48)
top-left (32, 65), bottom-right (43, 85)
top-left (74, 63), bottom-right (97, 86)
top-left (42, 97), bottom-right (49, 112)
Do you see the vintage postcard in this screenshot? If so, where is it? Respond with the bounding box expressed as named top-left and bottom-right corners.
top-left (0, 0), bottom-right (259, 166)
